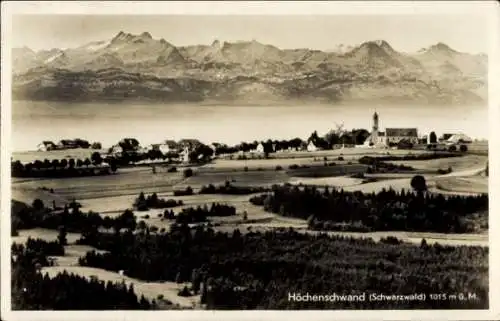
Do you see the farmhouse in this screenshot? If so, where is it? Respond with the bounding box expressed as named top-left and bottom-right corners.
top-left (364, 112), bottom-right (418, 147)
top-left (118, 138), bottom-right (141, 152)
top-left (57, 139), bottom-right (90, 149)
top-left (147, 141), bottom-right (179, 155)
top-left (109, 145), bottom-right (124, 156)
top-left (447, 133), bottom-right (472, 144)
top-left (255, 143), bottom-right (265, 153)
top-left (439, 133), bottom-right (454, 142)
top-left (307, 141), bottom-right (321, 152)
top-left (37, 141), bottom-right (57, 151)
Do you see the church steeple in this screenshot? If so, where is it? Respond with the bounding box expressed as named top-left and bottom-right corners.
top-left (373, 111), bottom-right (379, 131)
top-left (371, 111), bottom-right (379, 145)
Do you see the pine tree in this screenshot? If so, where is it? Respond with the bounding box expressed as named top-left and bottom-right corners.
top-left (57, 226), bottom-right (67, 246)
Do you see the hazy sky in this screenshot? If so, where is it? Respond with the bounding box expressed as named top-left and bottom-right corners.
top-left (12, 14), bottom-right (489, 54)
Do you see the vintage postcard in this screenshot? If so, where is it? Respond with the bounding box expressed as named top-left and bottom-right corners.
top-left (1, 1), bottom-right (499, 321)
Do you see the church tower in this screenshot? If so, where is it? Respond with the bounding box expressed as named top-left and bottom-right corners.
top-left (371, 111), bottom-right (379, 145)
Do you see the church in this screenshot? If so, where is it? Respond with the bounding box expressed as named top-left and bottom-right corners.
top-left (363, 112), bottom-right (419, 147)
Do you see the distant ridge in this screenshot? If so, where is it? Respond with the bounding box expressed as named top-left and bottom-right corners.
top-left (12, 32), bottom-right (488, 105)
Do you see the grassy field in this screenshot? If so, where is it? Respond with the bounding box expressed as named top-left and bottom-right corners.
top-left (11, 227), bottom-right (199, 308)
top-left (390, 154), bottom-right (487, 172)
top-left (435, 175), bottom-right (488, 194)
top-left (12, 150), bottom-right (488, 217)
top-left (12, 228), bottom-right (82, 245)
top-left (40, 266), bottom-right (200, 309)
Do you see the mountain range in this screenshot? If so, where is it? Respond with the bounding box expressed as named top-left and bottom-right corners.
top-left (12, 31), bottom-right (488, 105)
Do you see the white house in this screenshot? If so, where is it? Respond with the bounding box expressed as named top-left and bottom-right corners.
top-left (447, 133), bottom-right (473, 144)
top-left (109, 145), bottom-right (123, 156)
top-left (147, 143), bottom-right (176, 155)
top-left (37, 141), bottom-right (57, 152)
top-left (307, 141), bottom-right (320, 152)
top-left (180, 146), bottom-right (190, 163)
top-left (256, 143), bottom-right (265, 153)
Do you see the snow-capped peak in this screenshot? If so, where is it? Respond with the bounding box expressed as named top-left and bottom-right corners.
top-left (44, 52), bottom-right (64, 64)
top-left (83, 40), bottom-right (111, 52)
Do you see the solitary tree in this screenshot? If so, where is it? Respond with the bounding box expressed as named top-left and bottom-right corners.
top-left (60, 159), bottom-right (68, 169)
top-left (91, 152), bottom-right (103, 166)
top-left (429, 131), bottom-right (437, 144)
top-left (410, 175), bottom-right (427, 193)
top-left (91, 142), bottom-right (102, 150)
top-left (51, 159), bottom-right (60, 170)
top-left (57, 226), bottom-right (67, 246)
top-left (68, 158), bottom-right (76, 169)
top-left (32, 199), bottom-right (45, 211)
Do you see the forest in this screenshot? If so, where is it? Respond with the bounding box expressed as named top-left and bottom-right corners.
top-left (77, 226), bottom-right (488, 309)
top-left (199, 182), bottom-right (270, 195)
top-left (249, 185), bottom-right (488, 233)
top-left (11, 199), bottom-right (137, 236)
top-left (11, 239), bottom-right (155, 310)
top-left (133, 192), bottom-right (184, 211)
top-left (174, 203), bottom-right (237, 224)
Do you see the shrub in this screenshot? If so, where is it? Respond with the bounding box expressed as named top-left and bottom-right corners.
top-left (183, 168), bottom-right (194, 178)
top-left (167, 166), bottom-right (177, 173)
top-left (338, 156), bottom-right (344, 161)
top-left (459, 145), bottom-right (468, 152)
top-left (448, 145), bottom-right (457, 152)
top-left (288, 164), bottom-right (299, 170)
top-left (173, 187), bottom-right (194, 196)
top-left (178, 286), bottom-right (191, 297)
top-left (244, 166), bottom-right (249, 172)
top-left (275, 165), bottom-right (283, 171)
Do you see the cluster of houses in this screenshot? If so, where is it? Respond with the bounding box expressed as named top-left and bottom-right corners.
top-left (305, 112), bottom-right (473, 152)
top-left (37, 112), bottom-right (474, 160)
top-left (107, 138), bottom-right (205, 163)
top-left (37, 139), bottom-right (94, 151)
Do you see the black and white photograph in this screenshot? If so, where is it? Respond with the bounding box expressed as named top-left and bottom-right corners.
top-left (1, 1), bottom-right (499, 320)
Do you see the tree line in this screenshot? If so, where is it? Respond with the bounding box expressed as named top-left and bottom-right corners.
top-left (11, 199), bottom-right (137, 237)
top-left (11, 152), bottom-right (117, 178)
top-left (249, 184), bottom-right (488, 233)
top-left (134, 192), bottom-right (184, 211)
top-left (77, 226), bottom-right (488, 309)
top-left (199, 181), bottom-right (270, 195)
top-left (174, 203), bottom-right (237, 224)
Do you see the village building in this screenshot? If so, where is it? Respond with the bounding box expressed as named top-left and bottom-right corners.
top-left (307, 141), bottom-right (320, 152)
top-left (364, 112), bottom-right (419, 147)
top-left (109, 145), bottom-right (124, 157)
top-left (439, 133), bottom-right (454, 142)
top-left (146, 141), bottom-right (179, 155)
top-left (163, 140), bottom-right (180, 153)
top-left (255, 143), bottom-right (265, 153)
top-left (446, 133), bottom-right (472, 144)
top-left (180, 146), bottom-right (190, 163)
top-left (37, 141), bottom-right (57, 151)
